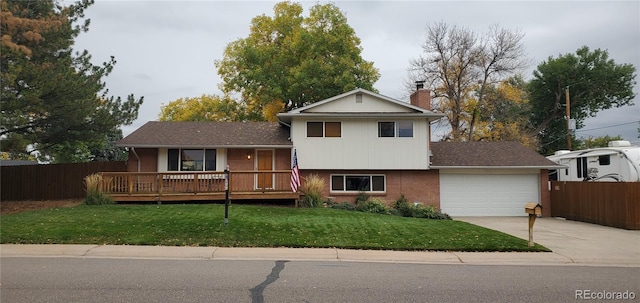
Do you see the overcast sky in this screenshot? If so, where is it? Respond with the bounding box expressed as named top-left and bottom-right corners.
top-left (70, 0), bottom-right (640, 144)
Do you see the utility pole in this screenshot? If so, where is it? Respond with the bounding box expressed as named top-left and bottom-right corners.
top-left (565, 87), bottom-right (572, 150)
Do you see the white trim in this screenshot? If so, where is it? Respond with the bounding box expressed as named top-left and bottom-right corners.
top-left (329, 174), bottom-right (387, 194)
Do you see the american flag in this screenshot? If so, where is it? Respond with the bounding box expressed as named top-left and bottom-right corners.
top-left (290, 149), bottom-right (301, 192)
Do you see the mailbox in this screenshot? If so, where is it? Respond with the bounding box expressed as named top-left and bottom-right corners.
top-left (524, 202), bottom-right (542, 247)
top-left (524, 202), bottom-right (542, 216)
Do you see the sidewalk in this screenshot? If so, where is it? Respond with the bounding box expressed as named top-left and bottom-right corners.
top-left (0, 242), bottom-right (636, 267)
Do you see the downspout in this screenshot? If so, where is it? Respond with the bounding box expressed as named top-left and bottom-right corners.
top-left (130, 147), bottom-right (141, 172)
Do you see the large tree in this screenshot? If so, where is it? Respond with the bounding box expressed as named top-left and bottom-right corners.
top-left (471, 76), bottom-right (537, 148)
top-left (0, 0), bottom-right (143, 162)
top-left (158, 95), bottom-right (248, 122)
top-left (528, 46), bottom-right (636, 155)
top-left (407, 22), bottom-right (528, 141)
top-left (215, 2), bottom-right (379, 121)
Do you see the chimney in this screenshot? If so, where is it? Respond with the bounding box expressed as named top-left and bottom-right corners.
top-left (410, 81), bottom-right (431, 110)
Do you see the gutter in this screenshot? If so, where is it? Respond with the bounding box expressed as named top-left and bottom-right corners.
top-left (129, 147), bottom-right (141, 172)
top-left (430, 165), bottom-right (568, 170)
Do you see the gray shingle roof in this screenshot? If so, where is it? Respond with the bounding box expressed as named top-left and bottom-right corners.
top-left (116, 121), bottom-right (292, 148)
top-left (430, 141), bottom-right (560, 168)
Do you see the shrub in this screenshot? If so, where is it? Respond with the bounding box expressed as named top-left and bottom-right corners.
top-left (392, 194), bottom-right (412, 217)
top-left (299, 174), bottom-right (325, 208)
top-left (354, 191), bottom-right (370, 206)
top-left (392, 194), bottom-right (452, 220)
top-left (331, 202), bottom-right (357, 211)
top-left (84, 174), bottom-right (114, 205)
top-left (357, 198), bottom-right (389, 214)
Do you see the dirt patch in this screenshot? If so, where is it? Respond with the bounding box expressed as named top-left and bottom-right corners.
top-left (0, 200), bottom-right (84, 215)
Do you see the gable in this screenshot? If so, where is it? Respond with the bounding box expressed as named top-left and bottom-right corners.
top-left (278, 88), bottom-right (444, 123)
top-left (303, 91), bottom-right (418, 113)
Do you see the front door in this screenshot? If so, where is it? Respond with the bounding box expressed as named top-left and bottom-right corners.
top-left (257, 150), bottom-right (273, 189)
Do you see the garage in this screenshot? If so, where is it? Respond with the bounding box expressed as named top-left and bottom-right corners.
top-left (439, 172), bottom-right (540, 217)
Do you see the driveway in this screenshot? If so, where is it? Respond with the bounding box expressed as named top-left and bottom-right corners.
top-left (456, 216), bottom-right (640, 267)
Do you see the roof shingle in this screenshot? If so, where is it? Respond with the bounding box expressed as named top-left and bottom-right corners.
top-left (116, 121), bottom-right (292, 148)
top-left (430, 141), bottom-right (559, 167)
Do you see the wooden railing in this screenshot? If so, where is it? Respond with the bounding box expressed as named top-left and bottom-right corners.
top-left (98, 170), bottom-right (294, 195)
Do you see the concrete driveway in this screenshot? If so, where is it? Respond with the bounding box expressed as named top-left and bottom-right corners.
top-left (456, 216), bottom-right (640, 267)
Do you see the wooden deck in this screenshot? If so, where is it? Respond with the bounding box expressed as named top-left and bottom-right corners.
top-left (98, 171), bottom-right (300, 203)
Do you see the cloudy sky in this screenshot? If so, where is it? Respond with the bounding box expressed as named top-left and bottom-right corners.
top-left (70, 0), bottom-right (640, 144)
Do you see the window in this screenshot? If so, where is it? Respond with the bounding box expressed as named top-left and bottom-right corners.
top-left (378, 121), bottom-right (413, 138)
top-left (378, 122), bottom-right (395, 137)
top-left (325, 122), bottom-right (341, 137)
top-left (331, 175), bottom-right (385, 192)
top-left (307, 122), bottom-right (323, 137)
top-left (397, 121), bottom-right (413, 137)
top-left (598, 155), bottom-right (611, 166)
top-left (307, 122), bottom-right (341, 137)
top-left (167, 149), bottom-right (216, 171)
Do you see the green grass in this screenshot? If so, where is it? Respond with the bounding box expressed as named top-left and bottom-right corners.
top-left (0, 204), bottom-right (549, 252)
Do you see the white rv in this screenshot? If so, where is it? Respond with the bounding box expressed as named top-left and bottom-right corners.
top-left (547, 141), bottom-right (640, 182)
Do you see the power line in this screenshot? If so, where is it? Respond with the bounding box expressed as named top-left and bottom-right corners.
top-left (575, 120), bottom-right (639, 133)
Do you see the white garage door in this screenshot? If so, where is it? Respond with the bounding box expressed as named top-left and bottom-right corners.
top-left (440, 173), bottom-right (539, 216)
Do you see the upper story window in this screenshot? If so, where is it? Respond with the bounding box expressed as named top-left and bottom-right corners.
top-left (598, 155), bottom-right (611, 166)
top-left (168, 149), bottom-right (216, 171)
top-left (307, 122), bottom-right (341, 137)
top-left (378, 121), bottom-right (413, 138)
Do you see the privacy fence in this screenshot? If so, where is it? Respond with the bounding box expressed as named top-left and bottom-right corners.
top-left (1, 161), bottom-right (127, 201)
top-left (550, 181), bottom-right (640, 230)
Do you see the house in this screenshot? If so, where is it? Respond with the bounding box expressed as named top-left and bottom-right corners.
top-left (276, 88), bottom-right (443, 208)
top-left (546, 140), bottom-right (640, 182)
top-left (111, 88), bottom-right (563, 216)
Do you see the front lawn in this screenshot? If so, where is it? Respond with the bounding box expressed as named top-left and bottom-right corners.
top-left (0, 204), bottom-right (549, 252)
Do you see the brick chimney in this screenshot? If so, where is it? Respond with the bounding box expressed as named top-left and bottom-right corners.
top-left (410, 81), bottom-right (431, 110)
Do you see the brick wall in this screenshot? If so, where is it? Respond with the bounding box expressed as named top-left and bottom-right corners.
top-left (301, 169), bottom-right (441, 209)
top-left (539, 169), bottom-right (551, 217)
top-left (127, 148), bottom-right (158, 172)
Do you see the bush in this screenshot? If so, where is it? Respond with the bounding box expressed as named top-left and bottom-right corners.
top-left (357, 197), bottom-right (389, 214)
top-left (331, 202), bottom-right (357, 211)
top-left (298, 174), bottom-right (325, 208)
top-left (354, 191), bottom-right (370, 206)
top-left (410, 204), bottom-right (451, 220)
top-left (84, 174), bottom-right (114, 205)
top-left (299, 192), bottom-right (322, 208)
top-left (392, 194), bottom-right (413, 217)
top-left (392, 194), bottom-right (451, 220)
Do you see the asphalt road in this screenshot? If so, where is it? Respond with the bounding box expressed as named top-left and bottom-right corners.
top-left (1, 257), bottom-right (638, 303)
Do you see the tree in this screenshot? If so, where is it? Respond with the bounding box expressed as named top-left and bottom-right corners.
top-left (158, 95), bottom-right (248, 122)
top-left (407, 22), bottom-right (528, 141)
top-left (528, 46), bottom-right (636, 155)
top-left (575, 135), bottom-right (624, 150)
top-left (0, 0), bottom-right (143, 162)
top-left (215, 2), bottom-right (379, 120)
top-left (471, 76), bottom-right (537, 148)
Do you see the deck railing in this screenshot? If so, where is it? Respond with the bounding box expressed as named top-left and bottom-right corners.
top-left (98, 170), bottom-right (294, 195)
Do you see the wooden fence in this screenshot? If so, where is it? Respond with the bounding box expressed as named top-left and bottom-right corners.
top-left (550, 181), bottom-right (640, 230)
top-left (1, 161), bottom-right (127, 201)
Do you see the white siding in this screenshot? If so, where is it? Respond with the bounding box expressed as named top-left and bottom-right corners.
top-left (292, 118), bottom-right (429, 170)
top-left (304, 93), bottom-right (414, 113)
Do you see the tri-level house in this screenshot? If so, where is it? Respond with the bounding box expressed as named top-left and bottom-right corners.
top-left (276, 88), bottom-right (442, 205)
top-left (106, 88), bottom-right (561, 216)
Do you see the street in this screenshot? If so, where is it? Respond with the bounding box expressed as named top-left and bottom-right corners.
top-left (1, 257), bottom-right (638, 302)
